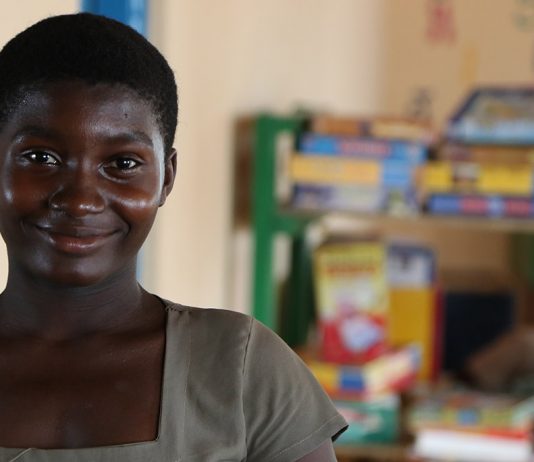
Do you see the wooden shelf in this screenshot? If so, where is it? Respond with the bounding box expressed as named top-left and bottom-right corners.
top-left (335, 443), bottom-right (411, 461)
top-left (277, 207), bottom-right (534, 234)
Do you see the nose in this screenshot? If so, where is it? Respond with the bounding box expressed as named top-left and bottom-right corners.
top-left (48, 168), bottom-right (106, 217)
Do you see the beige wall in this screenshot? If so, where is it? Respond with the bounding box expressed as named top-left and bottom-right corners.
top-left (147, 0), bottom-right (533, 310)
top-left (378, 0), bottom-right (534, 283)
top-left (0, 1), bottom-right (78, 45)
top-left (382, 0), bottom-right (534, 123)
top-left (143, 0), bottom-right (388, 309)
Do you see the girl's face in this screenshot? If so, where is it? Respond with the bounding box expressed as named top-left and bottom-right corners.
top-left (0, 81), bottom-right (176, 286)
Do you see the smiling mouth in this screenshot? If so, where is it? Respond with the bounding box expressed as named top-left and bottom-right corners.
top-left (34, 225), bottom-right (118, 255)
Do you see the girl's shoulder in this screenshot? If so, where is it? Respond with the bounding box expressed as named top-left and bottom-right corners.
top-left (161, 299), bottom-right (255, 349)
top-left (162, 299), bottom-right (252, 330)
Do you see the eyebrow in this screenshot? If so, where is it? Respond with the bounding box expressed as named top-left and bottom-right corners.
top-left (102, 131), bottom-right (154, 149)
top-left (12, 126), bottom-right (154, 149)
top-left (13, 126), bottom-right (60, 143)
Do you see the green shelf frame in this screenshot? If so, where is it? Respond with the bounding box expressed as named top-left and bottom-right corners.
top-left (251, 114), bottom-right (315, 346)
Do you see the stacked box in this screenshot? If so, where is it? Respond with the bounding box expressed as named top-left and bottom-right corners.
top-left (421, 87), bottom-right (534, 218)
top-left (289, 116), bottom-right (432, 214)
top-left (409, 390), bottom-right (534, 462)
top-left (386, 243), bottom-right (441, 381)
top-left (334, 394), bottom-right (400, 445)
top-left (313, 239), bottom-right (388, 364)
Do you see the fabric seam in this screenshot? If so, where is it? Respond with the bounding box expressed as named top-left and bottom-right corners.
top-left (181, 311), bottom-right (192, 457)
top-left (241, 317), bottom-right (254, 376)
top-left (242, 317), bottom-right (255, 456)
top-left (267, 413), bottom-right (343, 461)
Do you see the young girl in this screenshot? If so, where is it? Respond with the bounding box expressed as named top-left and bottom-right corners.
top-left (0, 13), bottom-right (347, 461)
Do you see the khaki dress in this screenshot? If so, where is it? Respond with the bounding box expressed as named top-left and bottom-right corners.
top-left (0, 302), bottom-right (347, 462)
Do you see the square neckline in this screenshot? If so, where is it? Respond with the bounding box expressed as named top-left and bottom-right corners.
top-left (0, 300), bottom-right (187, 460)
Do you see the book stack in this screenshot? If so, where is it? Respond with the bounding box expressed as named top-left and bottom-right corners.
top-left (333, 394), bottom-right (400, 446)
top-left (311, 237), bottom-right (424, 446)
top-left (312, 238), bottom-right (432, 383)
top-left (289, 116), bottom-right (433, 215)
top-left (420, 87), bottom-right (534, 218)
top-left (408, 389), bottom-right (534, 462)
top-left (307, 345), bottom-right (421, 399)
top-left (304, 348), bottom-right (416, 446)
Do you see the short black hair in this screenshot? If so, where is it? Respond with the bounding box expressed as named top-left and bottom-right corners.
top-left (0, 13), bottom-right (178, 152)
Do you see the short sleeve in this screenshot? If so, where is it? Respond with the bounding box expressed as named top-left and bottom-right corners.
top-left (242, 319), bottom-right (347, 462)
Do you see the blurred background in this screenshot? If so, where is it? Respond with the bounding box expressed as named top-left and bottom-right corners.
top-left (2, 2), bottom-right (534, 460)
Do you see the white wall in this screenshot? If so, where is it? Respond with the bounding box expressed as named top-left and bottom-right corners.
top-left (144, 0), bottom-right (388, 310)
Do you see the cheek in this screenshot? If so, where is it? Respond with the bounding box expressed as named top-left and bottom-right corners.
top-left (110, 182), bottom-right (161, 232)
top-left (0, 168), bottom-right (49, 216)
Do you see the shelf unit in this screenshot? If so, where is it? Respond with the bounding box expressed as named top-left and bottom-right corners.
top-left (251, 113), bottom-right (534, 343)
top-left (249, 113), bottom-right (534, 461)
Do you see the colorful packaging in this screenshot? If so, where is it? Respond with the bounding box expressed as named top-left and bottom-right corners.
top-left (313, 239), bottom-right (388, 364)
top-left (334, 394), bottom-right (400, 445)
top-left (307, 344), bottom-right (420, 397)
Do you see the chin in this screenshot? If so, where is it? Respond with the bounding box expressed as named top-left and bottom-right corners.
top-left (28, 257), bottom-right (134, 289)
top-left (36, 269), bottom-right (119, 288)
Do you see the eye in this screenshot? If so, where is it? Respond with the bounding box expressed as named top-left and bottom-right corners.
top-left (108, 157), bottom-right (141, 170)
top-left (22, 151), bottom-right (59, 165)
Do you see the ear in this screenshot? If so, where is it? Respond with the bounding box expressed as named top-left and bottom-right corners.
top-left (159, 148), bottom-right (177, 207)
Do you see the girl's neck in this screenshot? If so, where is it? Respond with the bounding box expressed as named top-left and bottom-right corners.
top-left (0, 263), bottom-right (156, 341)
